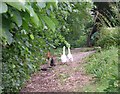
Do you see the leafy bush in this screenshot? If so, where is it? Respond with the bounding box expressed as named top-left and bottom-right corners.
top-left (85, 46), bottom-right (119, 92)
top-left (96, 27), bottom-right (119, 48)
top-left (1, 1), bottom-right (68, 92)
top-left (2, 28), bottom-right (47, 92)
top-left (74, 35), bottom-right (87, 47)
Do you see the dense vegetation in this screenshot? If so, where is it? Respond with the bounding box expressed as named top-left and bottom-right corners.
top-left (1, 0), bottom-right (119, 93)
top-left (85, 46), bottom-right (119, 92)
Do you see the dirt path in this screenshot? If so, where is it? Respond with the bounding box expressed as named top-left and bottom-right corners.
top-left (21, 49), bottom-right (95, 92)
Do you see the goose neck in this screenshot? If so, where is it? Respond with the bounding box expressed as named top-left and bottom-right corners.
top-left (63, 47), bottom-right (66, 55)
top-left (68, 48), bottom-right (71, 54)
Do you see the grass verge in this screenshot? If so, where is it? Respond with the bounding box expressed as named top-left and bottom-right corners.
top-left (84, 46), bottom-right (119, 92)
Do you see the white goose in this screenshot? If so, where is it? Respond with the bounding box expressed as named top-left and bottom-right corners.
top-left (61, 46), bottom-right (68, 63)
top-left (67, 47), bottom-right (73, 62)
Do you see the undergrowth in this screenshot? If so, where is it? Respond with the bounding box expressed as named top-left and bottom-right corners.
top-left (85, 46), bottom-right (119, 92)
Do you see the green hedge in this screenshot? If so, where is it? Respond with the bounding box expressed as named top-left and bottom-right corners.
top-left (96, 27), bottom-right (119, 48)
